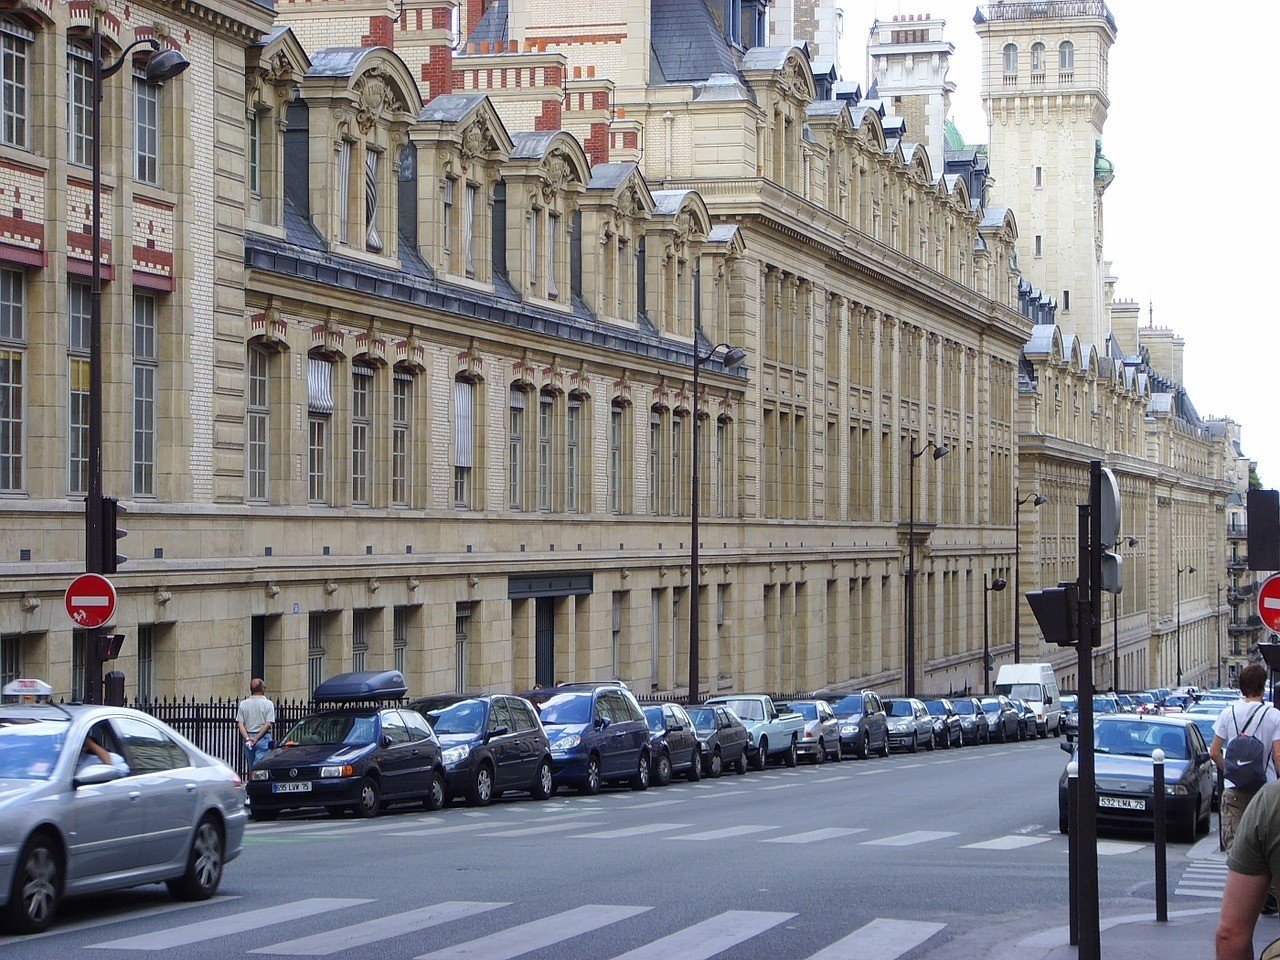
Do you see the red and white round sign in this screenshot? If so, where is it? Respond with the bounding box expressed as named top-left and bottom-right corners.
top-left (64, 573), bottom-right (117, 630)
top-left (1259, 574), bottom-right (1280, 634)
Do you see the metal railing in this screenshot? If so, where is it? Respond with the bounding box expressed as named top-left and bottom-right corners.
top-left (979, 1), bottom-right (1115, 29)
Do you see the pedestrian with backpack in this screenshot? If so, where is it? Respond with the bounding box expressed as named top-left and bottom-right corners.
top-left (1212, 665), bottom-right (1280, 854)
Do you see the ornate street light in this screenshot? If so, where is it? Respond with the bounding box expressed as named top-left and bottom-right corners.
top-left (905, 438), bottom-right (948, 697)
top-left (1013, 489), bottom-right (1047, 664)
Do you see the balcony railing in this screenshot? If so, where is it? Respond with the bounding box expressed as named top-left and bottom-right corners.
top-left (1228, 521), bottom-right (1248, 538)
top-left (1058, 71), bottom-right (1074, 83)
top-left (1228, 557), bottom-right (1249, 570)
top-left (1003, 73), bottom-right (1018, 87)
top-left (978, 1), bottom-right (1116, 30)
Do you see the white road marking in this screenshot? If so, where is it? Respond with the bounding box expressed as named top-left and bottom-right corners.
top-left (758, 774), bottom-right (781, 780)
top-left (251, 902), bottom-right (509, 956)
top-left (762, 827), bottom-right (867, 844)
top-left (87, 899), bottom-right (370, 951)
top-left (1096, 840), bottom-right (1145, 856)
top-left (861, 830), bottom-right (958, 847)
top-left (695, 789), bottom-right (747, 799)
top-left (616, 799), bottom-right (684, 810)
top-left (569, 823), bottom-right (692, 839)
top-left (414, 904), bottom-right (651, 960)
top-left (387, 823), bottom-right (508, 838)
top-left (461, 811), bottom-right (490, 818)
top-left (802, 918), bottom-right (947, 960)
top-left (607, 910), bottom-right (796, 960)
top-left (0, 897), bottom-right (238, 947)
top-left (963, 835), bottom-right (1053, 851)
top-left (812, 775), bottom-right (852, 783)
top-left (479, 820), bottom-right (605, 837)
top-left (760, 782), bottom-right (802, 791)
top-left (674, 824), bottom-right (779, 841)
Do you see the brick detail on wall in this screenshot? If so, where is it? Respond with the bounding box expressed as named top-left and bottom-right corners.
top-left (362, 15), bottom-right (394, 47)
top-left (584, 121), bottom-right (609, 165)
top-left (423, 44), bottom-right (454, 98)
top-left (534, 99), bottom-right (561, 131)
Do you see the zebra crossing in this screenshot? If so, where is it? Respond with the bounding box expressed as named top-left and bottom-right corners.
top-left (48, 896), bottom-right (949, 960)
top-left (1175, 858), bottom-right (1230, 900)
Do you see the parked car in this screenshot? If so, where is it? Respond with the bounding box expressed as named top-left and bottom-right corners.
top-left (408, 694), bottom-right (553, 806)
top-left (248, 671), bottom-right (445, 820)
top-left (981, 696), bottom-right (1022, 743)
top-left (994, 662), bottom-right (1063, 736)
top-left (953, 697), bottom-right (992, 745)
top-left (1011, 698), bottom-right (1040, 740)
top-left (642, 704), bottom-right (702, 785)
top-left (922, 698), bottom-right (964, 749)
top-left (704, 695), bottom-right (805, 770)
top-left (0, 679), bottom-right (246, 934)
top-left (686, 704), bottom-right (751, 777)
top-left (1062, 695), bottom-right (1121, 742)
top-left (1058, 714), bottom-right (1216, 841)
top-left (884, 698), bottom-right (935, 753)
top-left (826, 691), bottom-right (890, 759)
top-left (523, 684), bottom-right (651, 795)
top-left (787, 700), bottom-right (842, 764)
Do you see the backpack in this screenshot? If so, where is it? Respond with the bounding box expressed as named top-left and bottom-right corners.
top-left (1225, 704), bottom-right (1272, 792)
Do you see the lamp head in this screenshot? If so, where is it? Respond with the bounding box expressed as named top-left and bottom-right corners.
top-left (145, 48), bottom-right (190, 83)
top-left (991, 577), bottom-right (1008, 592)
top-left (1127, 537), bottom-right (1139, 547)
top-left (721, 346), bottom-right (747, 368)
top-left (932, 443), bottom-right (950, 460)
top-left (1033, 494), bottom-right (1048, 507)
top-left (1189, 566), bottom-right (1197, 575)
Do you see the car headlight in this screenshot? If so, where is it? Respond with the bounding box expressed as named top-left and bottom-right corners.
top-left (551, 735), bottom-right (581, 751)
top-left (319, 764), bottom-right (354, 778)
top-left (441, 745), bottom-right (471, 766)
top-left (933, 720), bottom-right (944, 731)
top-left (841, 723), bottom-right (858, 734)
top-left (251, 769), bottom-right (269, 781)
top-left (1166, 783), bottom-right (1189, 796)
top-left (961, 718), bottom-right (974, 726)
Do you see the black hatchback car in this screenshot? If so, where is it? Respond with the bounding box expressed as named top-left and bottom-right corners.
top-left (981, 696), bottom-right (1022, 743)
top-left (686, 704), bottom-right (751, 776)
top-left (408, 694), bottom-right (554, 806)
top-left (247, 671), bottom-right (445, 820)
top-left (825, 691), bottom-right (889, 759)
top-left (643, 704), bottom-right (702, 785)
top-left (923, 698), bottom-right (964, 749)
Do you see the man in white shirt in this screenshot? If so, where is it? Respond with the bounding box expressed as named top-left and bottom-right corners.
top-left (236, 678), bottom-right (276, 771)
top-left (1211, 664), bottom-right (1280, 855)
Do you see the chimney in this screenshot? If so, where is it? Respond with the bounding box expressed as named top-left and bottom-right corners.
top-left (1108, 299), bottom-right (1140, 357)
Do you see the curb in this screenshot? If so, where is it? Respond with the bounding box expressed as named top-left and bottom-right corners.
top-left (1014, 906), bottom-right (1221, 951)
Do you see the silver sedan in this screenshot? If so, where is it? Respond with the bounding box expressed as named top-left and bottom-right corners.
top-left (0, 697), bottom-right (247, 934)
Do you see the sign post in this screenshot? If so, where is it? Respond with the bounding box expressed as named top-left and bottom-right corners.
top-left (64, 573), bottom-right (118, 631)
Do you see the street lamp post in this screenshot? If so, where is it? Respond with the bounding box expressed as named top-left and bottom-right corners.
top-left (1216, 583), bottom-right (1224, 688)
top-left (1175, 564), bottom-right (1196, 687)
top-left (983, 574), bottom-right (1008, 695)
top-left (1014, 489), bottom-right (1047, 664)
top-left (905, 438), bottom-right (948, 697)
top-left (1113, 536), bottom-right (1139, 692)
top-left (688, 337), bottom-right (745, 705)
top-left (83, 15), bottom-right (189, 704)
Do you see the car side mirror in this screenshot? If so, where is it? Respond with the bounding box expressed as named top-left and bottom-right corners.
top-left (1060, 741), bottom-right (1074, 754)
top-left (75, 763), bottom-right (122, 787)
top-left (1197, 751), bottom-right (1211, 765)
top-left (381, 735), bottom-right (394, 749)
top-left (487, 726), bottom-right (509, 741)
top-left (599, 716), bottom-right (611, 730)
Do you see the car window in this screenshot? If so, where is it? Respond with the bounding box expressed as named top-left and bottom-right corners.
top-left (595, 693), bottom-right (620, 724)
top-left (381, 711), bottom-right (411, 745)
top-left (528, 691), bottom-right (593, 726)
top-left (508, 699), bottom-right (536, 733)
top-left (619, 691), bottom-right (646, 723)
top-left (112, 717), bottom-right (190, 773)
top-left (715, 708), bottom-right (731, 727)
top-left (489, 699), bottom-right (514, 734)
top-left (400, 710), bottom-right (436, 742)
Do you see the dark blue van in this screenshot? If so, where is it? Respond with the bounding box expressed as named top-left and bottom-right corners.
top-left (521, 684), bottom-right (651, 795)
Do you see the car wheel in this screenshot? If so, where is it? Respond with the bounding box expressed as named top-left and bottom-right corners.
top-left (167, 817), bottom-right (224, 902)
top-left (709, 749), bottom-right (723, 778)
top-left (424, 770), bottom-right (447, 811)
top-left (925, 731), bottom-right (935, 752)
top-left (814, 739), bottom-right (826, 764)
top-left (530, 759), bottom-right (554, 800)
top-left (354, 776), bottom-right (381, 818)
top-left (686, 751), bottom-right (703, 782)
top-left (877, 735), bottom-right (890, 758)
top-left (831, 740), bottom-right (843, 762)
top-left (3, 834), bottom-right (62, 934)
top-left (630, 752), bottom-right (651, 791)
top-left (734, 749), bottom-right (749, 775)
top-left (467, 762), bottom-right (495, 807)
top-left (654, 751), bottom-right (673, 787)
top-left (908, 733), bottom-right (919, 754)
top-left (751, 738), bottom-right (768, 771)
top-left (1197, 801), bottom-right (1212, 837)
top-left (579, 755), bottom-right (602, 796)
top-left (248, 808), bottom-right (279, 822)
top-left (856, 734), bottom-right (869, 760)
top-left (784, 739), bottom-right (799, 768)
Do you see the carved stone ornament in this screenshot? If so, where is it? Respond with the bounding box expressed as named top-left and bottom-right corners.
top-left (461, 118), bottom-right (491, 160)
top-left (541, 151), bottom-right (574, 202)
top-left (354, 67), bottom-right (403, 135)
top-left (617, 186), bottom-right (638, 219)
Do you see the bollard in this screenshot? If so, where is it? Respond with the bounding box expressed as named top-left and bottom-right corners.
top-left (1153, 748), bottom-right (1168, 923)
top-left (1068, 759), bottom-right (1080, 946)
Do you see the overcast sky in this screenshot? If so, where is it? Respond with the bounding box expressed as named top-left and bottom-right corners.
top-left (841, 1), bottom-right (1278, 485)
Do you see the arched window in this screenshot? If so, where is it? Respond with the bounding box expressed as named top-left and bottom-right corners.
top-left (1059, 40), bottom-right (1075, 72)
top-left (1002, 43), bottom-right (1018, 77)
top-left (1030, 42), bottom-right (1045, 73)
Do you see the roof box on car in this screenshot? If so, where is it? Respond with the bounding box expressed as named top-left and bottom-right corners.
top-left (312, 670), bottom-right (408, 703)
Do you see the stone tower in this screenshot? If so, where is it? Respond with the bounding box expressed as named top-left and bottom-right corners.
top-left (975, 1), bottom-right (1118, 349)
top-left (866, 13), bottom-right (955, 176)
top-left (773, 0), bottom-right (845, 77)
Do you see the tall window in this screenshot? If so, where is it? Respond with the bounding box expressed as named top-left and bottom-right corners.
top-left (364, 149), bottom-right (381, 252)
top-left (442, 177), bottom-right (454, 258)
top-left (566, 397), bottom-right (581, 513)
top-left (0, 634), bottom-right (20, 686)
top-left (671, 413), bottom-right (683, 516)
top-left (393, 606), bottom-right (409, 675)
top-left (724, 0), bottom-right (743, 45)
top-left (508, 387), bottom-right (525, 509)
top-left (136, 625), bottom-right (155, 700)
top-left (608, 400), bottom-right (625, 513)
top-left (1030, 42), bottom-right (1045, 74)
top-left (133, 73), bottom-right (160, 185)
top-left (453, 377), bottom-right (473, 508)
top-left (68, 282), bottom-right (91, 494)
top-left (246, 346), bottom-right (269, 501)
top-left (545, 213), bottom-right (559, 300)
top-left (1, 20), bottom-right (31, 149)
top-left (537, 392), bottom-right (553, 511)
top-left (247, 110), bottom-right (261, 196)
top-left (491, 180), bottom-right (508, 278)
top-left (464, 183), bottom-right (477, 275)
top-left (307, 357), bottom-right (334, 504)
top-left (611, 593), bottom-right (624, 678)
top-left (307, 613), bottom-right (325, 694)
top-left (1059, 40), bottom-right (1075, 72)
top-left (391, 370), bottom-right (412, 506)
top-left (351, 364), bottom-right (372, 505)
top-left (1002, 43), bottom-right (1018, 78)
top-left (336, 141), bottom-right (352, 242)
top-left (528, 207), bottom-right (540, 289)
top-left (714, 418), bottom-right (728, 517)
top-left (67, 43), bottom-right (93, 165)
top-left (71, 631), bottom-right (88, 700)
top-left (636, 236), bottom-right (647, 316)
top-left (132, 294), bottom-right (157, 495)
top-left (649, 407), bottom-right (662, 515)
top-left (454, 602), bottom-right (473, 693)
top-left (352, 609), bottom-right (368, 672)
top-left (0, 268), bottom-right (24, 492)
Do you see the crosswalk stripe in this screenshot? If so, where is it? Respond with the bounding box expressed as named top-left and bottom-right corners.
top-left (762, 828), bottom-right (867, 845)
top-left (812, 775), bottom-right (851, 783)
top-left (1173, 888), bottom-right (1223, 899)
top-left (0, 896), bottom-right (238, 947)
top-left (674, 825), bottom-right (778, 841)
top-left (1096, 840), bottom-right (1145, 856)
top-left (758, 774), bottom-right (781, 780)
top-left (461, 811), bottom-right (490, 818)
top-left (618, 798), bottom-right (684, 809)
top-left (387, 822), bottom-right (500, 838)
top-left (963, 835), bottom-right (1052, 851)
top-left (251, 902), bottom-right (508, 956)
top-left (802, 918), bottom-right (947, 960)
top-left (414, 904), bottom-right (651, 960)
top-left (760, 783), bottom-right (802, 791)
top-left (570, 823), bottom-right (691, 839)
top-left (87, 899), bottom-right (370, 951)
top-left (861, 831), bottom-right (958, 847)
top-left (480, 820), bottom-right (604, 837)
top-left (607, 910), bottom-right (796, 960)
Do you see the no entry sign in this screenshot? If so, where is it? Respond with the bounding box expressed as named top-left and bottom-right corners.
top-left (1260, 574), bottom-right (1280, 633)
top-left (65, 573), bottom-right (118, 629)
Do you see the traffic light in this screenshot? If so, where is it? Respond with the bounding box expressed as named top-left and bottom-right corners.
top-left (1249, 489), bottom-right (1280, 571)
top-left (1027, 581), bottom-right (1079, 647)
top-left (101, 497), bottom-right (127, 573)
top-left (96, 634), bottom-right (125, 660)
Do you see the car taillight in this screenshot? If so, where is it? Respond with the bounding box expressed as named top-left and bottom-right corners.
top-left (231, 773), bottom-right (243, 787)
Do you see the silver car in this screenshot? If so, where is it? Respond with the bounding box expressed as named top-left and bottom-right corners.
top-left (0, 691), bottom-right (247, 934)
top-left (884, 698), bottom-right (936, 753)
top-left (788, 700), bottom-right (842, 764)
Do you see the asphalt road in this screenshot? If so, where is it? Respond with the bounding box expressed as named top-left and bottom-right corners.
top-left (2, 735), bottom-right (1218, 960)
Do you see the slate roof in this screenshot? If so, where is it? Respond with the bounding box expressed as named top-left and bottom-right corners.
top-left (468, 0), bottom-right (509, 46)
top-left (650, 0), bottom-right (741, 83)
top-left (1025, 324), bottom-right (1059, 355)
top-left (707, 224), bottom-right (740, 243)
top-left (307, 47), bottom-right (380, 79)
top-left (980, 205), bottom-right (1011, 229)
top-left (510, 131), bottom-right (559, 159)
top-left (587, 162), bottom-right (638, 191)
top-left (651, 189), bottom-right (695, 216)
top-left (740, 45), bottom-right (798, 72)
top-left (420, 93), bottom-right (488, 123)
top-left (693, 74), bottom-right (755, 102)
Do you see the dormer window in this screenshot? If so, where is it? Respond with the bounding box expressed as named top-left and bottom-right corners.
top-left (364, 147), bottom-right (382, 252)
top-left (724, 0), bottom-right (743, 46)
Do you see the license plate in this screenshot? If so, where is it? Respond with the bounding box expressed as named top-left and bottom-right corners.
top-left (272, 782), bottom-right (312, 794)
top-left (1098, 796), bottom-right (1145, 810)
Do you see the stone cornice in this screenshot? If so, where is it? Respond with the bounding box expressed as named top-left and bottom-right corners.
top-left (165, 0), bottom-right (275, 42)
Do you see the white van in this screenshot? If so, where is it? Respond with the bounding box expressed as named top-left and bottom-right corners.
top-left (994, 663), bottom-right (1062, 737)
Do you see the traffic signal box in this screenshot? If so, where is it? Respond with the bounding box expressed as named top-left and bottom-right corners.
top-left (1027, 581), bottom-right (1081, 647)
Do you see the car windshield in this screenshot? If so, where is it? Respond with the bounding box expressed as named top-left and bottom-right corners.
top-left (643, 707), bottom-right (666, 733)
top-left (1005, 684), bottom-right (1043, 701)
top-left (1094, 720), bottom-right (1188, 759)
top-left (952, 700), bottom-right (976, 715)
top-left (1061, 696), bottom-right (1078, 711)
top-left (829, 695), bottom-right (864, 718)
top-left (1135, 693), bottom-right (1155, 704)
top-left (981, 699), bottom-right (1002, 712)
top-left (687, 708), bottom-right (717, 732)
top-left (793, 703), bottom-right (819, 721)
top-left (923, 701), bottom-right (948, 716)
top-left (425, 699), bottom-right (487, 735)
top-left (284, 713), bottom-right (378, 747)
top-left (0, 716), bottom-right (69, 780)
top-left (529, 692), bottom-right (593, 726)
top-left (886, 701), bottom-right (915, 717)
top-left (718, 699), bottom-right (765, 722)
top-left (1093, 698), bottom-right (1118, 714)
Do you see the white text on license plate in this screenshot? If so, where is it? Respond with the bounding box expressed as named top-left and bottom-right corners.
top-left (272, 782), bottom-right (312, 794)
top-left (1099, 796), bottom-right (1145, 810)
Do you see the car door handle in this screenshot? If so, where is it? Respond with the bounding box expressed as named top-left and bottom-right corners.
top-left (185, 783), bottom-right (197, 793)
top-left (128, 790), bottom-right (142, 801)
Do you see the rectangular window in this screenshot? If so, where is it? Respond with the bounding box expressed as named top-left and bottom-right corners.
top-left (136, 625), bottom-right (155, 700)
top-left (132, 294), bottom-right (157, 496)
top-left (528, 208), bottom-right (540, 288)
top-left (649, 409), bottom-right (662, 515)
top-left (247, 110), bottom-right (261, 196)
top-left (307, 613), bottom-right (325, 694)
top-left (636, 236), bottom-right (647, 316)
top-left (133, 74), bottom-right (160, 185)
top-left (491, 180), bottom-right (507, 277)
top-left (537, 393), bottom-right (553, 511)
top-left (454, 602), bottom-right (473, 693)
top-left (570, 210), bottom-right (583, 300)
top-left (566, 398), bottom-right (580, 513)
top-left (391, 371), bottom-right (411, 506)
top-left (0, 633), bottom-right (20, 686)
top-left (336, 140), bottom-right (352, 243)
top-left (352, 609), bottom-right (368, 673)
top-left (1, 22), bottom-right (31, 150)
top-left (351, 364), bottom-right (372, 505)
top-left (71, 631), bottom-right (88, 701)
top-left (546, 213), bottom-right (559, 299)
top-left (508, 387), bottom-right (525, 510)
top-left (0, 268), bottom-right (24, 492)
top-left (393, 606), bottom-right (409, 675)
top-left (671, 413), bottom-right (683, 516)
top-left (307, 357), bottom-right (333, 504)
top-left (442, 177), bottom-right (454, 257)
top-left (611, 592), bottom-right (625, 677)
top-left (247, 347), bottom-right (269, 501)
top-left (453, 378), bottom-right (473, 508)
top-left (67, 44), bottom-right (93, 166)
top-left (1034, 235), bottom-right (1043, 257)
top-left (464, 183), bottom-right (477, 275)
top-left (68, 282), bottom-right (91, 495)
top-left (608, 402), bottom-right (624, 513)
top-left (715, 419), bottom-right (728, 517)
top-left (1063, 289), bottom-right (1071, 311)
top-left (364, 149), bottom-right (382, 252)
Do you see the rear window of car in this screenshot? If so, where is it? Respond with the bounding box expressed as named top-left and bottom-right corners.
top-left (717, 699), bottom-right (765, 722)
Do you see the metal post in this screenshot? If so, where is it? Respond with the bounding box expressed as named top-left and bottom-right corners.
top-left (1216, 584), bottom-right (1223, 688)
top-left (1153, 748), bottom-right (1168, 922)
top-left (1014, 487), bottom-right (1022, 665)
top-left (1176, 569), bottom-right (1183, 687)
top-left (906, 448), bottom-right (916, 697)
top-left (1076, 462), bottom-right (1102, 960)
top-left (983, 573), bottom-right (991, 696)
top-left (1113, 596), bottom-right (1119, 693)
top-left (1068, 759), bottom-right (1080, 946)
top-left (688, 354), bottom-right (701, 704)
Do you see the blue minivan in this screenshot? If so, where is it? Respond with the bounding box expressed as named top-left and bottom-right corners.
top-left (522, 684), bottom-right (651, 795)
